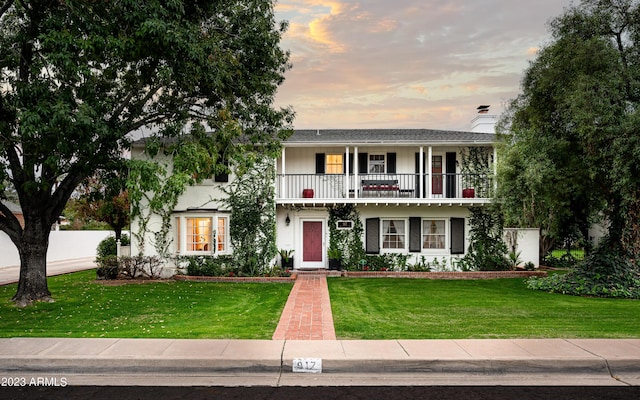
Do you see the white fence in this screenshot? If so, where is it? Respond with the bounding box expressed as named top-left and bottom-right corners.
top-left (0, 230), bottom-right (118, 268)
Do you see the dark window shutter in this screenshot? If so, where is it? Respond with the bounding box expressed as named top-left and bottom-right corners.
top-left (387, 152), bottom-right (396, 174)
top-left (214, 157), bottom-right (229, 182)
top-left (446, 152), bottom-right (457, 198)
top-left (358, 152), bottom-right (368, 174)
top-left (409, 217), bottom-right (421, 252)
top-left (415, 153), bottom-right (422, 198)
top-left (316, 153), bottom-right (325, 174)
top-left (366, 218), bottom-right (380, 254)
top-left (451, 218), bottom-right (465, 254)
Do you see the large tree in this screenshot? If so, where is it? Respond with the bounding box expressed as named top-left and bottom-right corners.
top-left (0, 0), bottom-right (293, 306)
top-left (498, 0), bottom-right (640, 260)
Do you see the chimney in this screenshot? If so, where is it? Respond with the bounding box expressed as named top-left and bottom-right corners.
top-left (471, 105), bottom-right (497, 133)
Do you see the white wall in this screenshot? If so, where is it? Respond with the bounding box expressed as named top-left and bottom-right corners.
top-left (504, 228), bottom-right (540, 267)
top-left (0, 230), bottom-right (117, 268)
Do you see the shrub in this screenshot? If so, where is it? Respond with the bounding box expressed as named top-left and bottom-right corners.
top-left (179, 255), bottom-right (237, 277)
top-left (527, 246), bottom-right (640, 299)
top-left (96, 255), bottom-right (119, 280)
top-left (95, 255), bottom-right (164, 280)
top-left (96, 234), bottom-right (130, 258)
top-left (118, 255), bottom-right (164, 279)
top-left (543, 252), bottom-right (578, 269)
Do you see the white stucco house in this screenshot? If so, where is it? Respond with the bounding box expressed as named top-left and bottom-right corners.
top-left (130, 110), bottom-right (539, 272)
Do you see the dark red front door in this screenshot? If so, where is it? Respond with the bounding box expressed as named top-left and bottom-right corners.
top-left (432, 156), bottom-right (443, 195)
top-left (303, 221), bottom-right (323, 262)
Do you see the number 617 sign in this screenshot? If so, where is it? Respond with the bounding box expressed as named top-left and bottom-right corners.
top-left (292, 358), bottom-right (322, 373)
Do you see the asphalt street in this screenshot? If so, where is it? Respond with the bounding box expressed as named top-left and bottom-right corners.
top-left (3, 386), bottom-right (640, 400)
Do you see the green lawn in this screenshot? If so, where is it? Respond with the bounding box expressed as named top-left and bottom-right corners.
top-left (2, 272), bottom-right (639, 340)
top-left (328, 278), bottom-right (640, 339)
top-left (0, 270), bottom-right (292, 339)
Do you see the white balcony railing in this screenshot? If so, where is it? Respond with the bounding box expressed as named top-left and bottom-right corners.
top-left (276, 173), bottom-right (494, 201)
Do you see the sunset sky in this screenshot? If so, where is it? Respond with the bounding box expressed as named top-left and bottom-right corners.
top-left (274, 0), bottom-right (575, 131)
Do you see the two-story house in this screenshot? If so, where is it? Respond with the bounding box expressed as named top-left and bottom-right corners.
top-left (130, 111), bottom-right (500, 271)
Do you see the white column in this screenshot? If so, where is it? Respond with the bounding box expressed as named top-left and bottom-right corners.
top-left (419, 146), bottom-right (424, 199)
top-left (354, 146), bottom-right (359, 199)
top-left (427, 146), bottom-right (433, 199)
top-left (281, 147), bottom-right (286, 199)
top-left (345, 146), bottom-right (350, 198)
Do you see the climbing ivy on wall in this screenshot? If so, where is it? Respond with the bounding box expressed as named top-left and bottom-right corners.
top-left (327, 204), bottom-right (365, 269)
top-left (221, 155), bottom-right (277, 275)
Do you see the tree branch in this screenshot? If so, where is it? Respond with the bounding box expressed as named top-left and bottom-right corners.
top-left (0, 0), bottom-right (15, 18)
top-left (0, 201), bottom-right (22, 247)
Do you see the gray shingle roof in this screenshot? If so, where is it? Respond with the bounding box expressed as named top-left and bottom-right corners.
top-left (131, 128), bottom-right (497, 148)
top-left (285, 129), bottom-right (496, 145)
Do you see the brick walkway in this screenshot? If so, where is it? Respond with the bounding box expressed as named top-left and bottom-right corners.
top-left (272, 273), bottom-right (336, 340)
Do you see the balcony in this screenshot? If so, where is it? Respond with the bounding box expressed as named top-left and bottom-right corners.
top-left (276, 173), bottom-right (494, 205)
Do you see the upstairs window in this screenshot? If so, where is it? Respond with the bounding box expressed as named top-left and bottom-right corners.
top-left (326, 154), bottom-right (344, 174)
top-left (369, 154), bottom-right (385, 174)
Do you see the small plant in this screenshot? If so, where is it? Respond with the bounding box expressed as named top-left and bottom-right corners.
top-left (524, 261), bottom-right (536, 271)
top-left (408, 256), bottom-right (431, 272)
top-left (507, 250), bottom-right (522, 270)
top-left (279, 249), bottom-right (294, 262)
top-left (328, 248), bottom-right (343, 270)
top-left (328, 248), bottom-right (342, 260)
top-left (279, 249), bottom-right (294, 269)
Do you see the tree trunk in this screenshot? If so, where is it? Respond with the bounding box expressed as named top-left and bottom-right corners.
top-left (12, 218), bottom-right (53, 307)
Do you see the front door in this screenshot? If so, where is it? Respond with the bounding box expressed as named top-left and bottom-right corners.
top-left (302, 221), bottom-right (324, 268)
top-left (432, 156), bottom-right (443, 196)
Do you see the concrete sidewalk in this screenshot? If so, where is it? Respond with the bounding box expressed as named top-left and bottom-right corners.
top-left (0, 257), bottom-right (97, 286)
top-left (0, 338), bottom-right (638, 386)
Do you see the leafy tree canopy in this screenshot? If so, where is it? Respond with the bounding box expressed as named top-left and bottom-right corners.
top-left (497, 0), bottom-right (640, 259)
top-left (0, 0), bottom-right (293, 306)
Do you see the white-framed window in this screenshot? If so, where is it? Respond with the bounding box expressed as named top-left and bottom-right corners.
top-left (382, 219), bottom-right (406, 249)
top-left (175, 214), bottom-right (230, 255)
top-left (186, 217), bottom-right (213, 252)
top-left (369, 154), bottom-right (385, 173)
top-left (216, 216), bottom-right (229, 253)
top-left (326, 154), bottom-right (343, 174)
top-left (423, 219), bottom-right (446, 250)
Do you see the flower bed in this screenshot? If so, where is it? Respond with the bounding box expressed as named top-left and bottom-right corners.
top-left (342, 271), bottom-right (548, 279)
top-left (174, 275), bottom-right (296, 283)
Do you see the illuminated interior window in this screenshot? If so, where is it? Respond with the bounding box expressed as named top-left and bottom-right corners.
top-left (326, 154), bottom-right (344, 174)
top-left (186, 217), bottom-right (212, 252)
top-left (217, 217), bottom-right (228, 252)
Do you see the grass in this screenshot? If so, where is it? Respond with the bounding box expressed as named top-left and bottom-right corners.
top-left (2, 271), bottom-right (639, 340)
top-left (551, 249), bottom-right (585, 260)
top-left (327, 278), bottom-right (640, 339)
top-left (0, 270), bottom-right (292, 339)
